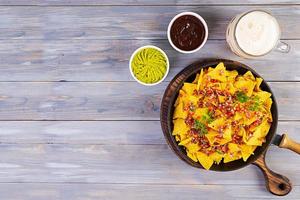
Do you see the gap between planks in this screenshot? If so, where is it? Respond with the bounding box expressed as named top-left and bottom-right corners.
top-left (0, 80), bottom-right (299, 83)
top-left (0, 182), bottom-right (298, 186)
top-left (0, 119), bottom-right (299, 121)
top-left (0, 4), bottom-right (298, 7)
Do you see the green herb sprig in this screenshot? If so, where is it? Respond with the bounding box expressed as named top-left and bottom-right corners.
top-left (193, 120), bottom-right (208, 135)
top-left (201, 112), bottom-right (214, 124)
top-left (236, 91), bottom-right (249, 103)
top-left (249, 96), bottom-right (260, 111)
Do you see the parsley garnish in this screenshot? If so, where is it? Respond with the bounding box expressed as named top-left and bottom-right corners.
top-left (193, 120), bottom-right (208, 135)
top-left (208, 111), bottom-right (214, 123)
top-left (236, 91), bottom-right (249, 103)
top-left (249, 96), bottom-right (260, 111)
top-left (202, 112), bottom-right (214, 124)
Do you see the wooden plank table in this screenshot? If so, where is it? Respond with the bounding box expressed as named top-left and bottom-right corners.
top-left (0, 1), bottom-right (299, 199)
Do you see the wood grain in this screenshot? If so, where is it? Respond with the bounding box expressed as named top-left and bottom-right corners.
top-left (0, 40), bottom-right (299, 82)
top-left (0, 1), bottom-right (298, 198)
top-left (0, 143), bottom-right (298, 184)
top-left (0, 121), bottom-right (163, 144)
top-left (254, 153), bottom-right (292, 196)
top-left (0, 82), bottom-right (298, 120)
top-left (278, 134), bottom-right (300, 154)
top-left (0, 6), bottom-right (297, 40)
top-left (0, 121), bottom-right (298, 144)
top-left (0, 183), bottom-right (299, 200)
top-left (0, 0), bottom-right (298, 5)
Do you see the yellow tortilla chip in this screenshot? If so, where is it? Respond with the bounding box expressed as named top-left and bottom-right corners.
top-left (192, 73), bottom-right (200, 84)
top-left (218, 95), bottom-right (226, 103)
top-left (187, 151), bottom-right (198, 162)
top-left (255, 78), bottom-right (263, 91)
top-left (264, 98), bottom-right (272, 111)
top-left (226, 70), bottom-right (238, 81)
top-left (244, 115), bottom-right (258, 126)
top-left (252, 120), bottom-right (270, 138)
top-left (197, 69), bottom-right (204, 90)
top-left (206, 130), bottom-right (219, 145)
top-left (244, 71), bottom-right (255, 81)
top-left (240, 144), bottom-right (256, 161)
top-left (194, 108), bottom-right (209, 119)
top-left (224, 152), bottom-right (241, 163)
top-left (182, 83), bottom-right (197, 95)
top-left (245, 137), bottom-right (263, 146)
top-left (234, 77), bottom-right (256, 97)
top-left (259, 120), bottom-right (271, 138)
top-left (210, 152), bottom-right (223, 164)
top-left (179, 137), bottom-right (192, 146)
top-left (186, 143), bottom-right (201, 153)
top-left (228, 143), bottom-right (240, 152)
top-left (207, 67), bottom-right (214, 72)
top-left (172, 119), bottom-right (189, 141)
top-left (216, 138), bottom-right (231, 145)
top-left (238, 126), bottom-right (246, 136)
top-left (172, 119), bottom-right (189, 135)
top-left (223, 126), bottom-right (232, 140)
top-left (210, 82), bottom-right (222, 90)
top-left (207, 62), bottom-right (227, 82)
top-left (208, 117), bottom-right (225, 130)
top-left (243, 124), bottom-right (264, 146)
top-left (174, 90), bottom-right (186, 107)
top-left (234, 112), bottom-right (243, 121)
top-left (196, 152), bottom-right (214, 170)
top-left (173, 102), bottom-right (187, 119)
top-left (188, 96), bottom-right (198, 106)
top-left (255, 91), bottom-right (271, 103)
top-left (227, 82), bottom-right (236, 95)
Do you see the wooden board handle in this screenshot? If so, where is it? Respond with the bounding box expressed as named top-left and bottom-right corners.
top-left (279, 134), bottom-right (300, 154)
top-left (253, 153), bottom-right (292, 196)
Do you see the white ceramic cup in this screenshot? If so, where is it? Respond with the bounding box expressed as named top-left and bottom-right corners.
top-left (129, 45), bottom-right (169, 86)
top-left (167, 12), bottom-right (208, 54)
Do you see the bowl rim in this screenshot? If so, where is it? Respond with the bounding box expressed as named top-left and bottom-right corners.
top-left (129, 45), bottom-right (170, 86)
top-left (167, 11), bottom-right (209, 54)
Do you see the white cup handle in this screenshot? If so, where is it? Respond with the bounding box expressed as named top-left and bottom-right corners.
top-left (276, 41), bottom-right (290, 53)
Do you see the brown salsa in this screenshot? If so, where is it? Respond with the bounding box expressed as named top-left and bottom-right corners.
top-left (170, 15), bottom-right (206, 51)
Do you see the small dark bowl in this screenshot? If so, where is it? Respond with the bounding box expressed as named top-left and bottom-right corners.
top-left (160, 59), bottom-right (278, 171)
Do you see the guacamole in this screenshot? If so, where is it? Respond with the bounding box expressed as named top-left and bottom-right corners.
top-left (131, 47), bottom-right (167, 84)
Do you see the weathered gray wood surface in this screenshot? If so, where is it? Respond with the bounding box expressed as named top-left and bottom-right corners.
top-left (0, 122), bottom-right (298, 186)
top-left (0, 82), bottom-right (298, 120)
top-left (0, 40), bottom-right (298, 81)
top-left (0, 121), bottom-right (297, 144)
top-left (0, 143), bottom-right (298, 184)
top-left (0, 1), bottom-right (299, 200)
top-left (0, 0), bottom-right (298, 5)
top-left (0, 184), bottom-right (299, 200)
top-left (0, 6), bottom-right (297, 40)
